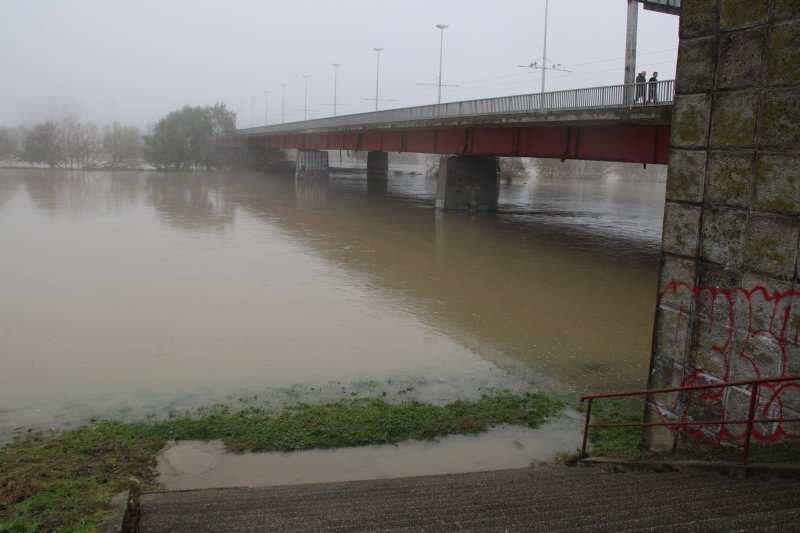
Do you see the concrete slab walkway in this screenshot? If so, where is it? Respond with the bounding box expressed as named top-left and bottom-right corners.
top-left (136, 464), bottom-right (800, 531)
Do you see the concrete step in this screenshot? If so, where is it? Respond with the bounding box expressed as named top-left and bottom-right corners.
top-left (136, 465), bottom-right (800, 532)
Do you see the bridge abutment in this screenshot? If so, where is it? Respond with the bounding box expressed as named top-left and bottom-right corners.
top-left (366, 151), bottom-right (389, 173)
top-left (435, 156), bottom-right (499, 211)
top-left (644, 2), bottom-right (800, 451)
top-left (295, 149), bottom-right (329, 179)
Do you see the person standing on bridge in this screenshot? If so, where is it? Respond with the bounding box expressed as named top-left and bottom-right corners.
top-left (647, 72), bottom-right (659, 104)
top-left (635, 71), bottom-right (646, 104)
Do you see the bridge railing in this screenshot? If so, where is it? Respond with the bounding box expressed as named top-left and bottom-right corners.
top-left (240, 80), bottom-right (674, 135)
top-left (580, 373), bottom-right (800, 464)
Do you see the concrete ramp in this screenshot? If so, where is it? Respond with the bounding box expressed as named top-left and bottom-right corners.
top-left (136, 465), bottom-right (800, 531)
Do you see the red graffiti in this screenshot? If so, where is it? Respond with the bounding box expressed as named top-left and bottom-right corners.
top-left (653, 280), bottom-right (800, 444)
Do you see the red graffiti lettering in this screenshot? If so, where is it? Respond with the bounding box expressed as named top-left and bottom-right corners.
top-left (653, 280), bottom-right (800, 444)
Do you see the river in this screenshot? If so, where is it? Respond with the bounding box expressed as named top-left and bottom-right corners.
top-left (0, 166), bottom-right (665, 438)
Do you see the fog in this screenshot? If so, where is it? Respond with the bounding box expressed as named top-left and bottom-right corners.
top-left (1, 0), bottom-right (679, 129)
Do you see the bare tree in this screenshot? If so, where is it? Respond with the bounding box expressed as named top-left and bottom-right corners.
top-left (499, 158), bottom-right (528, 184)
top-left (532, 158), bottom-right (612, 180)
top-left (62, 117), bottom-right (102, 169)
top-left (605, 161), bottom-right (667, 182)
top-left (102, 123), bottom-right (142, 168)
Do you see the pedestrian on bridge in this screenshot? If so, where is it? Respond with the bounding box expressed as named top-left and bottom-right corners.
top-left (648, 72), bottom-right (659, 104)
top-left (635, 71), bottom-right (646, 104)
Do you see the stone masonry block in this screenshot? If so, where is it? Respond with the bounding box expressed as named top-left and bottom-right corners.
top-left (788, 281), bottom-right (800, 356)
top-left (666, 150), bottom-right (706, 202)
top-left (766, 20), bottom-right (800, 86)
top-left (732, 329), bottom-right (784, 381)
top-left (787, 303), bottom-right (800, 371)
top-left (671, 94), bottom-right (712, 147)
top-left (754, 154), bottom-right (800, 214)
top-left (680, 0), bottom-right (720, 39)
top-left (647, 359), bottom-right (686, 413)
top-left (716, 29), bottom-right (765, 89)
top-left (676, 36), bottom-right (717, 92)
top-left (688, 316), bottom-right (734, 380)
top-left (761, 88), bottom-right (800, 150)
top-left (657, 255), bottom-right (698, 309)
top-left (697, 261), bottom-right (741, 291)
top-left (710, 90), bottom-right (759, 147)
top-left (720, 0), bottom-right (769, 30)
top-left (736, 272), bottom-right (793, 334)
top-left (652, 307), bottom-right (693, 368)
top-left (662, 202), bottom-right (702, 257)
top-left (700, 207), bottom-right (748, 267)
top-left (643, 405), bottom-right (678, 452)
top-left (706, 150), bottom-right (754, 207)
top-left (744, 215), bottom-right (800, 279)
top-left (773, 0), bottom-right (800, 21)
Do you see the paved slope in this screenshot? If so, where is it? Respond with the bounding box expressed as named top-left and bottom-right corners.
top-left (137, 465), bottom-right (800, 532)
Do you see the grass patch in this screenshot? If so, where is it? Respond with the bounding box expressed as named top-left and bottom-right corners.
top-left (0, 392), bottom-right (561, 532)
top-left (584, 396), bottom-right (648, 458)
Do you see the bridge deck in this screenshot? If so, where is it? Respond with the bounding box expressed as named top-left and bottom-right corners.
top-left (231, 81), bottom-right (673, 164)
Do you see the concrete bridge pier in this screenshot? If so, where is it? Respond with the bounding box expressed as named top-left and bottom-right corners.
top-left (366, 151), bottom-right (389, 173)
top-left (644, 2), bottom-right (800, 452)
top-left (435, 156), bottom-right (499, 211)
top-left (295, 149), bottom-right (329, 179)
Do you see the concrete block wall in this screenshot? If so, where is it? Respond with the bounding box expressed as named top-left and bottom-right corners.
top-left (645, 0), bottom-right (800, 450)
top-left (435, 156), bottom-right (499, 211)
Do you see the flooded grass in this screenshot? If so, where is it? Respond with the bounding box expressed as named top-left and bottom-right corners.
top-left (0, 392), bottom-right (561, 532)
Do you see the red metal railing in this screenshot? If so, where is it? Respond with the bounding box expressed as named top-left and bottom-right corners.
top-left (580, 374), bottom-right (800, 464)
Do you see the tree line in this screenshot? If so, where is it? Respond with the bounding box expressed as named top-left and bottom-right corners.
top-left (531, 158), bottom-right (667, 182)
top-left (0, 103), bottom-right (236, 171)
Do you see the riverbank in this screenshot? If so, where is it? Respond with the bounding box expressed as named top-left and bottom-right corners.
top-left (0, 392), bottom-right (562, 531)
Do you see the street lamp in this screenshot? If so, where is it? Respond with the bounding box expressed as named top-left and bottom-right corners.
top-left (435, 24), bottom-right (448, 104)
top-left (264, 91), bottom-right (269, 126)
top-left (332, 63), bottom-right (340, 117)
top-left (280, 83), bottom-right (286, 123)
top-left (373, 47), bottom-right (383, 111)
top-left (302, 75), bottom-right (309, 120)
top-left (517, 0), bottom-right (569, 94)
top-left (250, 95), bottom-right (255, 127)
top-left (541, 0), bottom-right (549, 94)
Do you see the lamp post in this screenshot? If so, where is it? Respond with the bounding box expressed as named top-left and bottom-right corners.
top-left (264, 91), bottom-right (269, 126)
top-left (435, 24), bottom-right (448, 104)
top-left (332, 63), bottom-right (340, 117)
top-left (280, 84), bottom-right (286, 123)
top-left (250, 95), bottom-right (255, 127)
top-left (302, 75), bottom-right (309, 120)
top-left (373, 47), bottom-right (383, 111)
top-left (541, 0), bottom-right (549, 93)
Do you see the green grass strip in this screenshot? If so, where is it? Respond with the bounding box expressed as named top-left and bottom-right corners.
top-left (0, 392), bottom-right (561, 532)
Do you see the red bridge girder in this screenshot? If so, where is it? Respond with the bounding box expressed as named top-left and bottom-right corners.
top-left (242, 123), bottom-right (671, 165)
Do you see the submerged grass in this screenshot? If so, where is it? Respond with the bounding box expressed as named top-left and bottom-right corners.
top-left (0, 392), bottom-right (561, 532)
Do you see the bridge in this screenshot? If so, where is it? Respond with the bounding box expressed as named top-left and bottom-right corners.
top-left (236, 80), bottom-right (673, 166)
top-left (232, 80), bottom-right (674, 209)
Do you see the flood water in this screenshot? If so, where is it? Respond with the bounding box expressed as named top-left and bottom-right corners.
top-left (0, 166), bottom-right (665, 438)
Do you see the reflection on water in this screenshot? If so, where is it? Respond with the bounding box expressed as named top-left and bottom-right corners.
top-left (0, 168), bottom-right (664, 436)
top-left (157, 418), bottom-right (582, 490)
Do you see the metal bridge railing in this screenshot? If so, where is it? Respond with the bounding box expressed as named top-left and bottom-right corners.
top-left (240, 80), bottom-right (674, 135)
top-left (580, 374), bottom-right (800, 465)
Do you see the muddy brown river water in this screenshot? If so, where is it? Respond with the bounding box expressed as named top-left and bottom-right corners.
top-left (0, 166), bottom-right (665, 441)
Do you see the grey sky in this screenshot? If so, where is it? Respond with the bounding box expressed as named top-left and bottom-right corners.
top-left (0, 0), bottom-right (679, 129)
